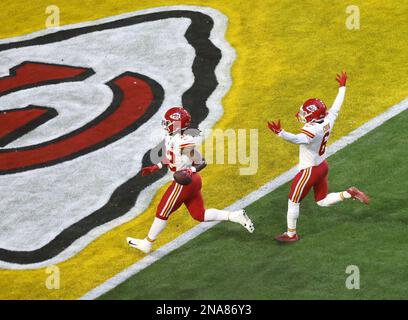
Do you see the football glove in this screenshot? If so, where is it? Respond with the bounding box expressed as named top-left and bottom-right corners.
top-left (336, 71), bottom-right (347, 87)
top-left (141, 164), bottom-right (160, 176)
top-left (267, 120), bottom-right (282, 134)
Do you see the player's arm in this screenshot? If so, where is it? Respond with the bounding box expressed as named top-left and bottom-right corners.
top-left (141, 160), bottom-right (165, 176)
top-left (182, 145), bottom-right (207, 172)
top-left (267, 120), bottom-right (312, 145)
top-left (327, 71), bottom-right (347, 125)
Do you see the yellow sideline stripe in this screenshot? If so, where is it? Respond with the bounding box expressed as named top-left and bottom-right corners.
top-left (1, 0), bottom-right (408, 299)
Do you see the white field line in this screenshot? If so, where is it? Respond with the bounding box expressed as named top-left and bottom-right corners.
top-left (80, 98), bottom-right (408, 300)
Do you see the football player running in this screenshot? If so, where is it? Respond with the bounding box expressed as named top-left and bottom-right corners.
top-left (127, 106), bottom-right (254, 253)
top-left (267, 71), bottom-right (369, 242)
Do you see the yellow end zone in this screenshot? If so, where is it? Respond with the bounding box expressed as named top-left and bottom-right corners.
top-left (1, 0), bottom-right (407, 299)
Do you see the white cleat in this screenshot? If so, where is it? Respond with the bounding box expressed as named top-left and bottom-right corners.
top-left (229, 209), bottom-right (255, 233)
top-left (126, 237), bottom-right (152, 254)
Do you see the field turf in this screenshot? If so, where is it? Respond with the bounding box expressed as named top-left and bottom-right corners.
top-left (100, 109), bottom-right (408, 300)
top-left (2, 0), bottom-right (408, 299)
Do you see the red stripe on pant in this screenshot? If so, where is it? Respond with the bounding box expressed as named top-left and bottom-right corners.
top-left (288, 160), bottom-right (329, 203)
top-left (156, 173), bottom-right (206, 221)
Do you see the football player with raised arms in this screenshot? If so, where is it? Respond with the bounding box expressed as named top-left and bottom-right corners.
top-left (127, 106), bottom-right (254, 253)
top-left (267, 71), bottom-right (369, 242)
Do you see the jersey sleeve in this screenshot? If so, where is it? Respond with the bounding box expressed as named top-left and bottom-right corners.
top-left (278, 128), bottom-right (313, 145)
top-left (326, 86), bottom-right (346, 127)
top-left (179, 135), bottom-right (196, 150)
top-left (300, 123), bottom-right (318, 140)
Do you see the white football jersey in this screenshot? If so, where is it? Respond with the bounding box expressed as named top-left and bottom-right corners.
top-left (298, 120), bottom-right (331, 170)
top-left (164, 133), bottom-right (196, 172)
top-left (278, 87), bottom-right (346, 170)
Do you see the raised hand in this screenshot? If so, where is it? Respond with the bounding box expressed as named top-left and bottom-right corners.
top-left (267, 120), bottom-right (282, 134)
top-left (336, 71), bottom-right (347, 87)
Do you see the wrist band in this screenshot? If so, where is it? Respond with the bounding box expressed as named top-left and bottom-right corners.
top-left (157, 162), bottom-right (163, 169)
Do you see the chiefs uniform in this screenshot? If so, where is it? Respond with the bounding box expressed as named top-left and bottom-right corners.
top-left (164, 132), bottom-right (196, 172)
top-left (157, 132), bottom-right (205, 221)
top-left (268, 72), bottom-right (369, 242)
top-left (127, 106), bottom-right (254, 253)
top-left (279, 86), bottom-right (346, 203)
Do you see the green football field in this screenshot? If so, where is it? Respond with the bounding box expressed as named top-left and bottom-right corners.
top-left (100, 110), bottom-right (408, 300)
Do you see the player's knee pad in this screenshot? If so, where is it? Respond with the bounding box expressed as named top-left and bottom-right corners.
top-left (287, 200), bottom-right (300, 219)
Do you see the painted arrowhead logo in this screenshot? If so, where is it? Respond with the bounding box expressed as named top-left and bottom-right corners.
top-left (0, 7), bottom-right (234, 267)
top-left (0, 63), bottom-right (162, 173)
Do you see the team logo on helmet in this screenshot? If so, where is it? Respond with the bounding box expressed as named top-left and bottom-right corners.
top-left (169, 113), bottom-right (181, 120)
top-left (297, 98), bottom-right (327, 123)
top-left (305, 105), bottom-right (318, 113)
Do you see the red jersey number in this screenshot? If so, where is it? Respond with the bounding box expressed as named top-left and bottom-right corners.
top-left (319, 132), bottom-right (330, 156)
top-left (166, 149), bottom-right (176, 171)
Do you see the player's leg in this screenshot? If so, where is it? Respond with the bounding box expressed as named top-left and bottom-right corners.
top-left (127, 181), bottom-right (185, 253)
top-left (315, 161), bottom-right (369, 206)
top-left (276, 167), bottom-right (314, 242)
top-left (185, 174), bottom-right (254, 233)
top-left (314, 164), bottom-right (348, 206)
top-left (316, 188), bottom-right (369, 206)
top-left (190, 205), bottom-right (255, 233)
top-left (285, 199), bottom-right (300, 237)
